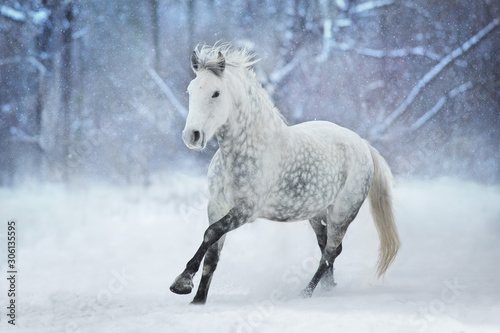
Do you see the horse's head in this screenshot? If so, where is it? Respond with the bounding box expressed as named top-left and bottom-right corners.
top-left (182, 50), bottom-right (232, 150)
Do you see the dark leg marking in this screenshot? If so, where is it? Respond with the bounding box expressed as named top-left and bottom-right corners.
top-left (309, 215), bottom-right (339, 291)
top-left (300, 244), bottom-right (341, 298)
top-left (301, 207), bottom-right (360, 298)
top-left (191, 239), bottom-right (224, 305)
top-left (309, 214), bottom-right (327, 251)
top-left (170, 206), bottom-right (249, 296)
top-left (321, 243), bottom-right (342, 291)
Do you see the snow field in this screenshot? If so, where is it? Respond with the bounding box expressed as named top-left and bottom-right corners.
top-left (0, 175), bottom-right (499, 332)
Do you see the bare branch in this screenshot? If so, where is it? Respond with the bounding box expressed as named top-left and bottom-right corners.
top-left (10, 127), bottom-right (38, 143)
top-left (401, 1), bottom-right (433, 21)
top-left (351, 0), bottom-right (394, 14)
top-left (335, 0), bottom-right (348, 11)
top-left (147, 67), bottom-right (188, 119)
top-left (269, 57), bottom-right (299, 84)
top-left (9, 126), bottom-right (45, 153)
top-left (0, 56), bottom-right (21, 66)
top-left (258, 52), bottom-right (302, 96)
top-left (410, 82), bottom-right (472, 132)
top-left (72, 25), bottom-right (90, 40)
top-left (317, 19), bottom-right (333, 63)
top-left (0, 56), bottom-right (47, 74)
top-left (373, 18), bottom-right (500, 138)
top-left (26, 56), bottom-right (47, 75)
top-left (358, 46), bottom-right (440, 61)
top-left (0, 5), bottom-right (26, 22)
top-left (30, 8), bottom-right (50, 25)
top-left (331, 41), bottom-right (441, 61)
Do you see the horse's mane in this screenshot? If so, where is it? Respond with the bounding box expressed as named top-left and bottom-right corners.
top-left (194, 43), bottom-right (260, 72)
top-left (194, 43), bottom-right (288, 125)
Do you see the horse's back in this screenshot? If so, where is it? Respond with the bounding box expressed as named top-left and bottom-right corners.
top-left (292, 120), bottom-right (375, 192)
top-left (291, 121), bottom-right (365, 147)
top-left (289, 121), bottom-right (372, 168)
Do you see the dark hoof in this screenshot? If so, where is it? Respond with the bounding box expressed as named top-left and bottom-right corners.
top-left (170, 274), bottom-right (194, 295)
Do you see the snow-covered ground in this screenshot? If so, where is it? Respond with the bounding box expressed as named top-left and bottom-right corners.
top-left (0, 174), bottom-right (499, 333)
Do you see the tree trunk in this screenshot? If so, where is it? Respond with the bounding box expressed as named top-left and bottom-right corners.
top-left (149, 0), bottom-right (160, 72)
top-left (60, 2), bottom-right (73, 181)
top-left (187, 0), bottom-right (196, 51)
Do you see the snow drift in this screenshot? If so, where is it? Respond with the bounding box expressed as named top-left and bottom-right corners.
top-left (0, 175), bottom-right (499, 332)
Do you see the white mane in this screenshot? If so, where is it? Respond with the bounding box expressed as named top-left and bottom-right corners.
top-left (194, 44), bottom-right (260, 71)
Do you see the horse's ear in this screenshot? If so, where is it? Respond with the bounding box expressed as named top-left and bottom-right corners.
top-left (213, 51), bottom-right (225, 76)
top-left (191, 51), bottom-right (200, 72)
top-left (217, 51), bottom-right (225, 70)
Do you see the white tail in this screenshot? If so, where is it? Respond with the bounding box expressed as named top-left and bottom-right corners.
top-left (367, 145), bottom-right (400, 277)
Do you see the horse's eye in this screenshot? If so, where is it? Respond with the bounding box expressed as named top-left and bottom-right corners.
top-left (212, 91), bottom-right (220, 98)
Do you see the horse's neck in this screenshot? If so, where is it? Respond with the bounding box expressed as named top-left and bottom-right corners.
top-left (216, 77), bottom-right (286, 157)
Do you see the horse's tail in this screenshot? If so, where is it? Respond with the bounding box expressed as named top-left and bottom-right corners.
top-left (367, 144), bottom-right (400, 277)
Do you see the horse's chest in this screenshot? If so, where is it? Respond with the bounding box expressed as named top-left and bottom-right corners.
top-left (208, 152), bottom-right (265, 204)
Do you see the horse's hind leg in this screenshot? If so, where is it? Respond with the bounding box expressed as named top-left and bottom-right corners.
top-left (301, 202), bottom-right (361, 298)
top-left (309, 213), bottom-right (339, 290)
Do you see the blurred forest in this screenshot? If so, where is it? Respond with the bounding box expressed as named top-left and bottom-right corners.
top-left (0, 0), bottom-right (499, 186)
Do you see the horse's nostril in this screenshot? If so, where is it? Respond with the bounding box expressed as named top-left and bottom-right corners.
top-left (193, 130), bottom-right (201, 143)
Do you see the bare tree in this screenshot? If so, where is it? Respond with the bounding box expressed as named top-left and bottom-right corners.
top-left (148, 0), bottom-right (161, 72)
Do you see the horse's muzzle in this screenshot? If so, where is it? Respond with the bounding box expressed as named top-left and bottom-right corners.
top-left (182, 129), bottom-right (205, 150)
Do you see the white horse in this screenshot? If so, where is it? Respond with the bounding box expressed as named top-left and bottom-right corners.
top-left (170, 44), bottom-right (400, 304)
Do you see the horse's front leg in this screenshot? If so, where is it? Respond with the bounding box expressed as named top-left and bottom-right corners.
top-left (170, 205), bottom-right (251, 296)
top-left (190, 236), bottom-right (225, 304)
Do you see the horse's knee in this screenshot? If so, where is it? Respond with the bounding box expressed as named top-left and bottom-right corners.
top-left (203, 228), bottom-right (218, 242)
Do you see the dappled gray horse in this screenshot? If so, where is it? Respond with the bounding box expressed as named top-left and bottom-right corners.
top-left (170, 44), bottom-right (400, 304)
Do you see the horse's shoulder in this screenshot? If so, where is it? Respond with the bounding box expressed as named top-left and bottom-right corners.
top-left (207, 150), bottom-right (223, 183)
